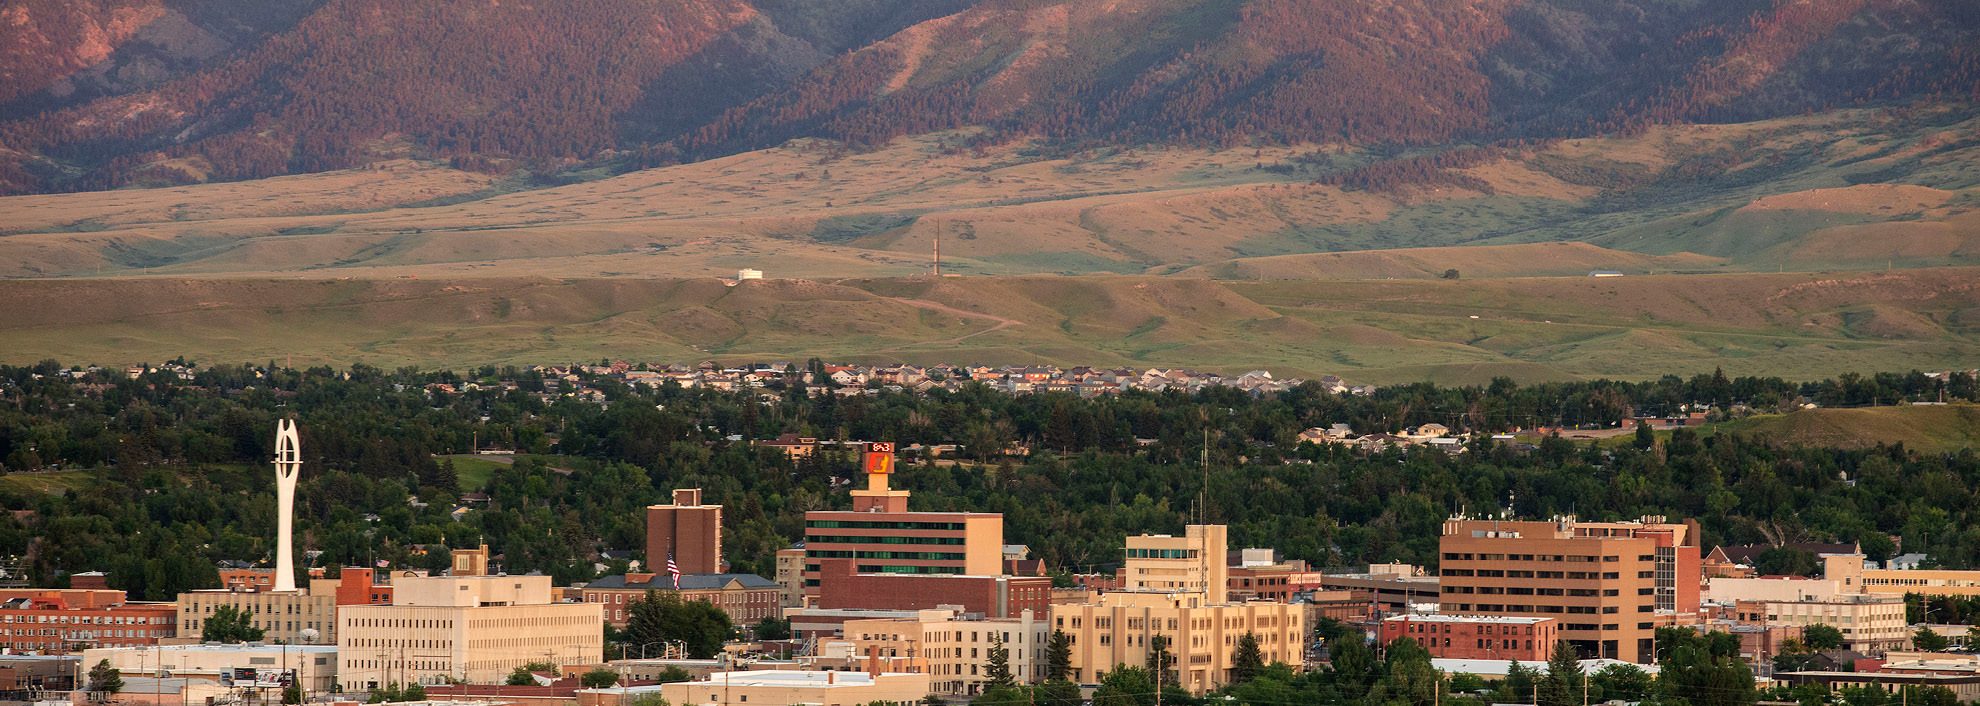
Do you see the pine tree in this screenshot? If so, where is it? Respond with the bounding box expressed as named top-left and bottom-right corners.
top-left (985, 635), bottom-right (1015, 689)
top-left (1047, 630), bottom-right (1073, 681)
top-left (1539, 641), bottom-right (1583, 706)
top-left (1232, 632), bottom-right (1265, 684)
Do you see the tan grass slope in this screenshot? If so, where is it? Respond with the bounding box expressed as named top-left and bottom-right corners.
top-left (3, 268), bottom-right (1976, 384)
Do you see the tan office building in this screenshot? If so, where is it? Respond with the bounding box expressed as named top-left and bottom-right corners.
top-left (647, 489), bottom-right (722, 575)
top-left (1437, 515), bottom-right (1702, 664)
top-left (839, 608), bottom-right (1050, 696)
top-left (1052, 524), bottom-right (1304, 694)
top-left (337, 575), bottom-right (602, 689)
top-left (1732, 594), bottom-right (1909, 654)
top-left (1123, 525), bottom-right (1228, 602)
top-left (177, 589), bottom-right (338, 645)
top-left (1053, 591), bottom-right (1304, 693)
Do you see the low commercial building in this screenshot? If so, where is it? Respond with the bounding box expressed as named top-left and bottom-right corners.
top-left (1318, 563), bottom-right (1442, 615)
top-left (839, 608), bottom-right (1050, 696)
top-left (813, 559), bottom-right (1050, 619)
top-left (0, 655), bottom-right (78, 699)
top-left (337, 575), bottom-right (603, 689)
top-left (1379, 615), bottom-right (1557, 661)
top-left (81, 643), bottom-right (339, 695)
top-left (580, 573), bottom-right (780, 626)
top-left (0, 589), bottom-right (176, 654)
top-left (652, 670), bottom-right (930, 706)
top-left (1776, 671), bottom-right (1980, 703)
top-left (1702, 621), bottom-right (1803, 676)
top-left (1732, 594), bottom-right (1908, 654)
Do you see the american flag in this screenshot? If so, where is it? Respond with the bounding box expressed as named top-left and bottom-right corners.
top-left (666, 553), bottom-right (681, 588)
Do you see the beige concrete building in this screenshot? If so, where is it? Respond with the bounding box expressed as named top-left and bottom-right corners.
top-left (1053, 591), bottom-right (1305, 693)
top-left (337, 575), bottom-right (602, 689)
top-left (1052, 525), bottom-right (1305, 694)
top-left (81, 644), bottom-right (340, 695)
top-left (838, 608), bottom-right (1050, 696)
top-left (1731, 593), bottom-right (1909, 654)
top-left (1123, 525), bottom-right (1228, 602)
top-left (177, 588), bottom-right (338, 645)
top-left (773, 548), bottom-right (806, 609)
top-left (646, 670), bottom-right (929, 706)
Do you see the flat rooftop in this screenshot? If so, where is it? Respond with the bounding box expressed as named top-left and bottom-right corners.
top-left (1387, 614), bottom-right (1552, 624)
top-left (91, 643), bottom-right (338, 654)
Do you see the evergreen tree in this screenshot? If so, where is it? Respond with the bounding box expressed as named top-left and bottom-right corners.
top-left (1047, 630), bottom-right (1073, 681)
top-left (1232, 632), bottom-right (1264, 684)
top-left (985, 635), bottom-right (1015, 689)
top-left (1539, 641), bottom-right (1583, 706)
top-left (1145, 634), bottom-right (1176, 689)
top-left (87, 660), bottom-right (124, 694)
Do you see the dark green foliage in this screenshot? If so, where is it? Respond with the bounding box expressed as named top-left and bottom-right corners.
top-left (1804, 624), bottom-right (1845, 652)
top-left (1912, 626), bottom-right (1950, 652)
top-left (985, 636), bottom-right (1014, 689)
top-left (1094, 666), bottom-right (1156, 706)
top-left (1232, 632), bottom-right (1264, 684)
top-left (581, 667), bottom-right (619, 689)
top-left (86, 660), bottom-right (123, 693)
top-left (1539, 641), bottom-right (1584, 706)
top-left (1590, 663), bottom-right (1651, 703)
top-left (622, 590), bottom-right (733, 659)
top-left (202, 604), bottom-right (266, 643)
top-left (753, 616), bottom-right (790, 641)
top-left (1657, 628), bottom-right (1756, 706)
top-left (3, 362), bottom-right (1979, 597)
top-left (1755, 547), bottom-right (1823, 577)
top-left (1047, 630), bottom-right (1073, 681)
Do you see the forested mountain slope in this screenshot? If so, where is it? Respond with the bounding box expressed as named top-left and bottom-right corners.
top-left (0, 0), bottom-right (1974, 194)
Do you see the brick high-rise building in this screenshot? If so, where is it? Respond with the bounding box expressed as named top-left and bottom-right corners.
top-left (1437, 515), bottom-right (1702, 664)
top-left (803, 444), bottom-right (1003, 593)
top-left (647, 488), bottom-right (722, 576)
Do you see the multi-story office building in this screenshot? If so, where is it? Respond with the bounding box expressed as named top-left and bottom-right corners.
top-left (337, 575), bottom-right (602, 689)
top-left (802, 444), bottom-right (1003, 592)
top-left (178, 569), bottom-right (388, 646)
top-left (773, 548), bottom-right (806, 609)
top-left (839, 608), bottom-right (1051, 696)
top-left (646, 489), bottom-right (722, 575)
top-left (0, 590), bottom-right (174, 654)
top-left (1122, 525), bottom-right (1228, 602)
top-left (1379, 615), bottom-right (1557, 661)
top-left (1052, 525), bottom-right (1306, 694)
top-left (1437, 515), bottom-right (1702, 664)
top-left (1731, 594), bottom-right (1908, 654)
top-left (1053, 591), bottom-right (1305, 693)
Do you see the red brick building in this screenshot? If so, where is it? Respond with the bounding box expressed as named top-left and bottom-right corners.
top-left (329, 568), bottom-right (394, 606)
top-left (813, 559), bottom-right (1051, 619)
top-left (1227, 565), bottom-right (1330, 602)
top-left (646, 489), bottom-right (723, 576)
top-left (1380, 614), bottom-right (1558, 661)
top-left (0, 589), bottom-right (176, 654)
top-left (581, 573), bottom-right (780, 625)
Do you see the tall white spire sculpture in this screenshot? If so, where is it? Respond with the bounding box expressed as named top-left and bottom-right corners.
top-left (273, 418), bottom-right (302, 593)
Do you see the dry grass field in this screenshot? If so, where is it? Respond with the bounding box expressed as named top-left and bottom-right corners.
top-left (1, 106), bottom-right (1975, 382)
top-left (2, 268), bottom-right (1974, 384)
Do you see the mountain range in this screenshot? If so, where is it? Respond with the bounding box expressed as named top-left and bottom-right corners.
top-left (2, 0), bottom-right (1975, 194)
